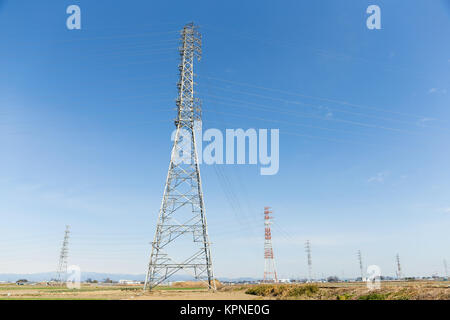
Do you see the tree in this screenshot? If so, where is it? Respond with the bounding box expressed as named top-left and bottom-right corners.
top-left (327, 276), bottom-right (339, 282)
top-left (103, 278), bottom-right (113, 283)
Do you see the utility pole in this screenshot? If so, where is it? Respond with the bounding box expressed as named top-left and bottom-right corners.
top-left (144, 23), bottom-right (215, 291)
top-left (305, 240), bottom-right (312, 282)
top-left (263, 207), bottom-right (277, 283)
top-left (357, 250), bottom-right (364, 281)
top-left (396, 253), bottom-right (402, 280)
top-left (56, 225), bottom-right (70, 283)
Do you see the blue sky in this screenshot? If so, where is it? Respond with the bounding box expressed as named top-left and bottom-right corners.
top-left (0, 0), bottom-right (449, 279)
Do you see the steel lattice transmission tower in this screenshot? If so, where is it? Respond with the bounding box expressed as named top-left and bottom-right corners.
top-left (357, 250), bottom-right (364, 281)
top-left (144, 23), bottom-right (215, 291)
top-left (305, 240), bottom-right (312, 282)
top-left (443, 259), bottom-right (448, 279)
top-left (396, 253), bottom-right (402, 280)
top-left (56, 225), bottom-right (70, 283)
top-left (263, 207), bottom-right (278, 283)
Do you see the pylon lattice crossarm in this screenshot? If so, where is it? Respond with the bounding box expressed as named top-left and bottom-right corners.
top-left (144, 23), bottom-right (215, 291)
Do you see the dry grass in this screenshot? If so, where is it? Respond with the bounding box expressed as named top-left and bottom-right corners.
top-left (245, 284), bottom-right (319, 298)
top-left (0, 280), bottom-right (447, 300)
top-left (242, 281), bottom-right (450, 300)
top-left (171, 280), bottom-right (222, 289)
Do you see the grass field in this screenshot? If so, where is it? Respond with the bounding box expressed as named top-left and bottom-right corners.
top-left (0, 281), bottom-right (448, 300)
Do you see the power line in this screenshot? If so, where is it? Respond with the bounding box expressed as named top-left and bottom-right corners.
top-left (201, 83), bottom-right (420, 126)
top-left (201, 24), bottom-right (429, 80)
top-left (203, 97), bottom-right (387, 137)
top-left (60, 30), bottom-right (180, 43)
top-left (200, 95), bottom-right (423, 135)
top-left (203, 118), bottom-right (378, 146)
top-left (200, 75), bottom-right (443, 121)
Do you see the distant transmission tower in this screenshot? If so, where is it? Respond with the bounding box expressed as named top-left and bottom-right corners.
top-left (444, 259), bottom-right (448, 279)
top-left (56, 225), bottom-right (70, 283)
top-left (263, 207), bottom-right (278, 283)
top-left (305, 240), bottom-right (312, 282)
top-left (144, 23), bottom-right (215, 291)
top-left (396, 253), bottom-right (402, 280)
top-left (357, 250), bottom-right (364, 281)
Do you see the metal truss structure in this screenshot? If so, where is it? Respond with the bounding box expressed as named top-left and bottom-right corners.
top-left (144, 23), bottom-right (215, 291)
top-left (56, 225), bottom-right (70, 283)
top-left (444, 259), bottom-right (448, 279)
top-left (357, 250), bottom-right (364, 281)
top-left (305, 240), bottom-right (312, 282)
top-left (396, 253), bottom-right (403, 280)
top-left (263, 207), bottom-right (278, 283)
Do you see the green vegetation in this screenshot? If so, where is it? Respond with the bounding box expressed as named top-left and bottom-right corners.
top-left (336, 293), bottom-right (354, 300)
top-left (287, 285), bottom-right (319, 297)
top-left (358, 292), bottom-right (390, 300)
top-left (388, 289), bottom-right (412, 300)
top-left (245, 284), bottom-right (319, 298)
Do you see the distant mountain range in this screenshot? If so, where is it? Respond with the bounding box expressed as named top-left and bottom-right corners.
top-left (0, 272), bottom-right (258, 283)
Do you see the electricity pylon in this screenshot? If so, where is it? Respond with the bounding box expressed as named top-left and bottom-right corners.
top-left (263, 207), bottom-right (277, 283)
top-left (305, 240), bottom-right (312, 282)
top-left (56, 225), bottom-right (70, 283)
top-left (396, 253), bottom-right (402, 280)
top-left (444, 259), bottom-right (448, 279)
top-left (144, 23), bottom-right (215, 291)
top-left (357, 250), bottom-right (364, 281)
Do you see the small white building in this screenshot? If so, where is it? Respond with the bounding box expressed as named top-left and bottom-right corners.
top-left (118, 280), bottom-right (140, 285)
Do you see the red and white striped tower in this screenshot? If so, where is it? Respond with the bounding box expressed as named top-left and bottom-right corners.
top-left (263, 207), bottom-right (278, 283)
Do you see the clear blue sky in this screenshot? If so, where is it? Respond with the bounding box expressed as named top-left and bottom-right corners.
top-left (0, 0), bottom-right (449, 279)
